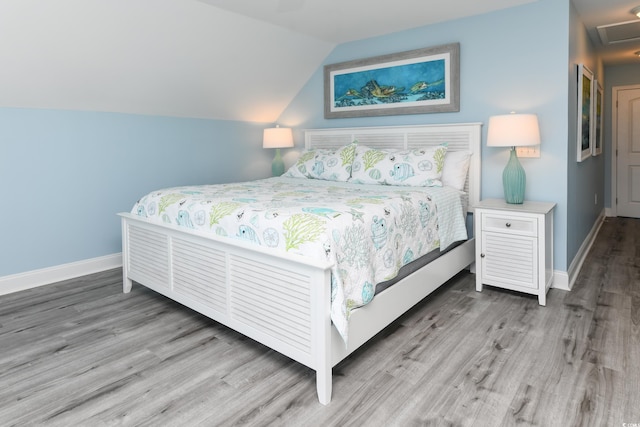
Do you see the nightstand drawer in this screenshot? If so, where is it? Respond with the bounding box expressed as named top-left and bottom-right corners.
top-left (481, 214), bottom-right (537, 236)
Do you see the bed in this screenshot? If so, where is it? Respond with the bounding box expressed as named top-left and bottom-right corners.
top-left (118, 122), bottom-right (481, 405)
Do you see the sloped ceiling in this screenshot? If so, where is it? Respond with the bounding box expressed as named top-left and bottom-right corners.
top-left (0, 0), bottom-right (333, 122)
top-left (3, 0), bottom-right (635, 122)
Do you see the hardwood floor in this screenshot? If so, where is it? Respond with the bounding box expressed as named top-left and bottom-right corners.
top-left (1, 217), bottom-right (638, 426)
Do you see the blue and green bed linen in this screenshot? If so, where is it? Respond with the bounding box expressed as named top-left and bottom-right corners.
top-left (132, 177), bottom-right (467, 341)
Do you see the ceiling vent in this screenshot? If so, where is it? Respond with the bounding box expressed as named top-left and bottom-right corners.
top-left (597, 19), bottom-right (640, 45)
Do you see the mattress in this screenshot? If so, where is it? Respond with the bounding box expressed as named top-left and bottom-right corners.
top-left (131, 176), bottom-right (468, 340)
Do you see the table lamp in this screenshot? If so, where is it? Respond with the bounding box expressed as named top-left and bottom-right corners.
top-left (263, 126), bottom-right (294, 176)
top-left (487, 113), bottom-right (540, 204)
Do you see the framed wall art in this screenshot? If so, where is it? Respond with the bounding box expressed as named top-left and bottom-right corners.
top-left (592, 79), bottom-right (603, 156)
top-left (576, 63), bottom-right (593, 162)
top-left (324, 43), bottom-right (460, 119)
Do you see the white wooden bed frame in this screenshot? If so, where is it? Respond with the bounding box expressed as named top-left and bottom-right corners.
top-left (119, 122), bottom-right (481, 405)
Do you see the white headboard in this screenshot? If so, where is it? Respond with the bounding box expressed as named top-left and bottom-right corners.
top-left (304, 123), bottom-right (482, 211)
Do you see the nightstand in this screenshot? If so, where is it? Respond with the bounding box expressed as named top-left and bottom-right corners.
top-left (474, 199), bottom-right (556, 305)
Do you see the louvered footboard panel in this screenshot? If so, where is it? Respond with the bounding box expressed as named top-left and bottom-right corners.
top-left (124, 219), bottom-right (318, 358)
top-left (229, 255), bottom-right (313, 353)
top-left (127, 225), bottom-right (170, 288)
top-left (172, 239), bottom-right (228, 315)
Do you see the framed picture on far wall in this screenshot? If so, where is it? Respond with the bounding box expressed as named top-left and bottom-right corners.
top-left (324, 43), bottom-right (460, 119)
top-left (592, 80), bottom-right (603, 156)
top-left (577, 64), bottom-right (593, 162)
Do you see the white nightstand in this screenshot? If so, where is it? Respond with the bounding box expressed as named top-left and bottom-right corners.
top-left (474, 199), bottom-right (556, 305)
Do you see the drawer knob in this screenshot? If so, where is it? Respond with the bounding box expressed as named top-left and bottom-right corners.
top-left (505, 222), bottom-right (511, 227)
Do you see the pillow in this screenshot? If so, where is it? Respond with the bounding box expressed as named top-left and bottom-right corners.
top-left (442, 150), bottom-right (472, 190)
top-left (283, 143), bottom-right (357, 181)
top-left (350, 145), bottom-right (447, 187)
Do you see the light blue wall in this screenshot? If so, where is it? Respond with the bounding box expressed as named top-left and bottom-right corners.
top-left (280, 0), bottom-right (573, 271)
top-left (602, 63), bottom-right (640, 209)
top-left (0, 108), bottom-right (271, 277)
top-left (566, 1), bottom-right (604, 268)
top-left (2, 0), bottom-right (607, 281)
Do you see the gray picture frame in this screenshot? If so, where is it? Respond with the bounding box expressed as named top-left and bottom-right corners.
top-left (324, 43), bottom-right (460, 119)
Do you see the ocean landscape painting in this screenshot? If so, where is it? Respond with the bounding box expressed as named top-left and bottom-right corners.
top-left (324, 43), bottom-right (460, 118)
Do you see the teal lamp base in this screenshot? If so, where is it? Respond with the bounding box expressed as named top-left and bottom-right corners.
top-left (502, 147), bottom-right (526, 204)
top-left (271, 148), bottom-right (285, 176)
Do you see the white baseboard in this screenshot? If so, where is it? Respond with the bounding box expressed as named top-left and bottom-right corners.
top-left (0, 211), bottom-right (606, 298)
top-left (0, 253), bottom-right (122, 296)
top-left (552, 270), bottom-right (570, 291)
top-left (552, 210), bottom-right (605, 292)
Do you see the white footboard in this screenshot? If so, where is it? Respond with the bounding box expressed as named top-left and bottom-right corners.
top-left (120, 213), bottom-right (334, 404)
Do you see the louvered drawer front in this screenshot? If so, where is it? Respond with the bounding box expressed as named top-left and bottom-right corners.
top-left (128, 224), bottom-right (170, 288)
top-left (482, 232), bottom-right (537, 289)
top-left (482, 214), bottom-right (536, 236)
top-left (172, 238), bottom-right (227, 315)
top-left (229, 255), bottom-right (312, 354)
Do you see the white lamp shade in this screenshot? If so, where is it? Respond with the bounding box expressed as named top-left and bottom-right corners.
top-left (487, 114), bottom-right (540, 147)
top-left (263, 127), bottom-right (294, 149)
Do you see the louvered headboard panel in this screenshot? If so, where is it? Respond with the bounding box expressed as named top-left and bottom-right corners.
top-left (304, 123), bottom-right (482, 211)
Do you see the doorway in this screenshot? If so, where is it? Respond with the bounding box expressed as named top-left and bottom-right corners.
top-left (613, 84), bottom-right (640, 218)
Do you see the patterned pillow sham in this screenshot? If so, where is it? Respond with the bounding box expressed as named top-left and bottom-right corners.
top-left (350, 145), bottom-right (448, 187)
top-left (283, 143), bottom-right (357, 181)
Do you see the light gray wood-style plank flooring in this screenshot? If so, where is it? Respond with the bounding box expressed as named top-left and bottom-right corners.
top-left (1, 217), bottom-right (638, 426)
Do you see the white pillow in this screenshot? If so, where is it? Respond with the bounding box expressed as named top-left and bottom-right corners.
top-left (350, 145), bottom-right (447, 187)
top-left (442, 150), bottom-right (472, 190)
top-left (283, 143), bottom-right (357, 181)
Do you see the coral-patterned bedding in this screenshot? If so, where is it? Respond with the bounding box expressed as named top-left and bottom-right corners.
top-left (131, 177), bottom-right (467, 340)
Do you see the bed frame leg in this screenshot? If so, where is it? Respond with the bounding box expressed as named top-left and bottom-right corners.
top-left (123, 277), bottom-right (133, 293)
top-left (121, 217), bottom-right (133, 294)
top-left (316, 367), bottom-right (332, 405)
top-left (313, 268), bottom-right (333, 405)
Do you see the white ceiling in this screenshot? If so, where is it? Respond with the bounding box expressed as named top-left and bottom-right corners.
top-left (197, 0), bottom-right (538, 44)
top-left (0, 0), bottom-right (638, 123)
top-left (202, 0), bottom-right (640, 65)
top-left (572, 0), bottom-right (640, 65)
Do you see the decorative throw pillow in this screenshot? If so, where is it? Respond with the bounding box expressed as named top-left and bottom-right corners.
top-left (284, 143), bottom-right (357, 181)
top-left (442, 150), bottom-right (472, 190)
top-left (350, 145), bottom-right (447, 187)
